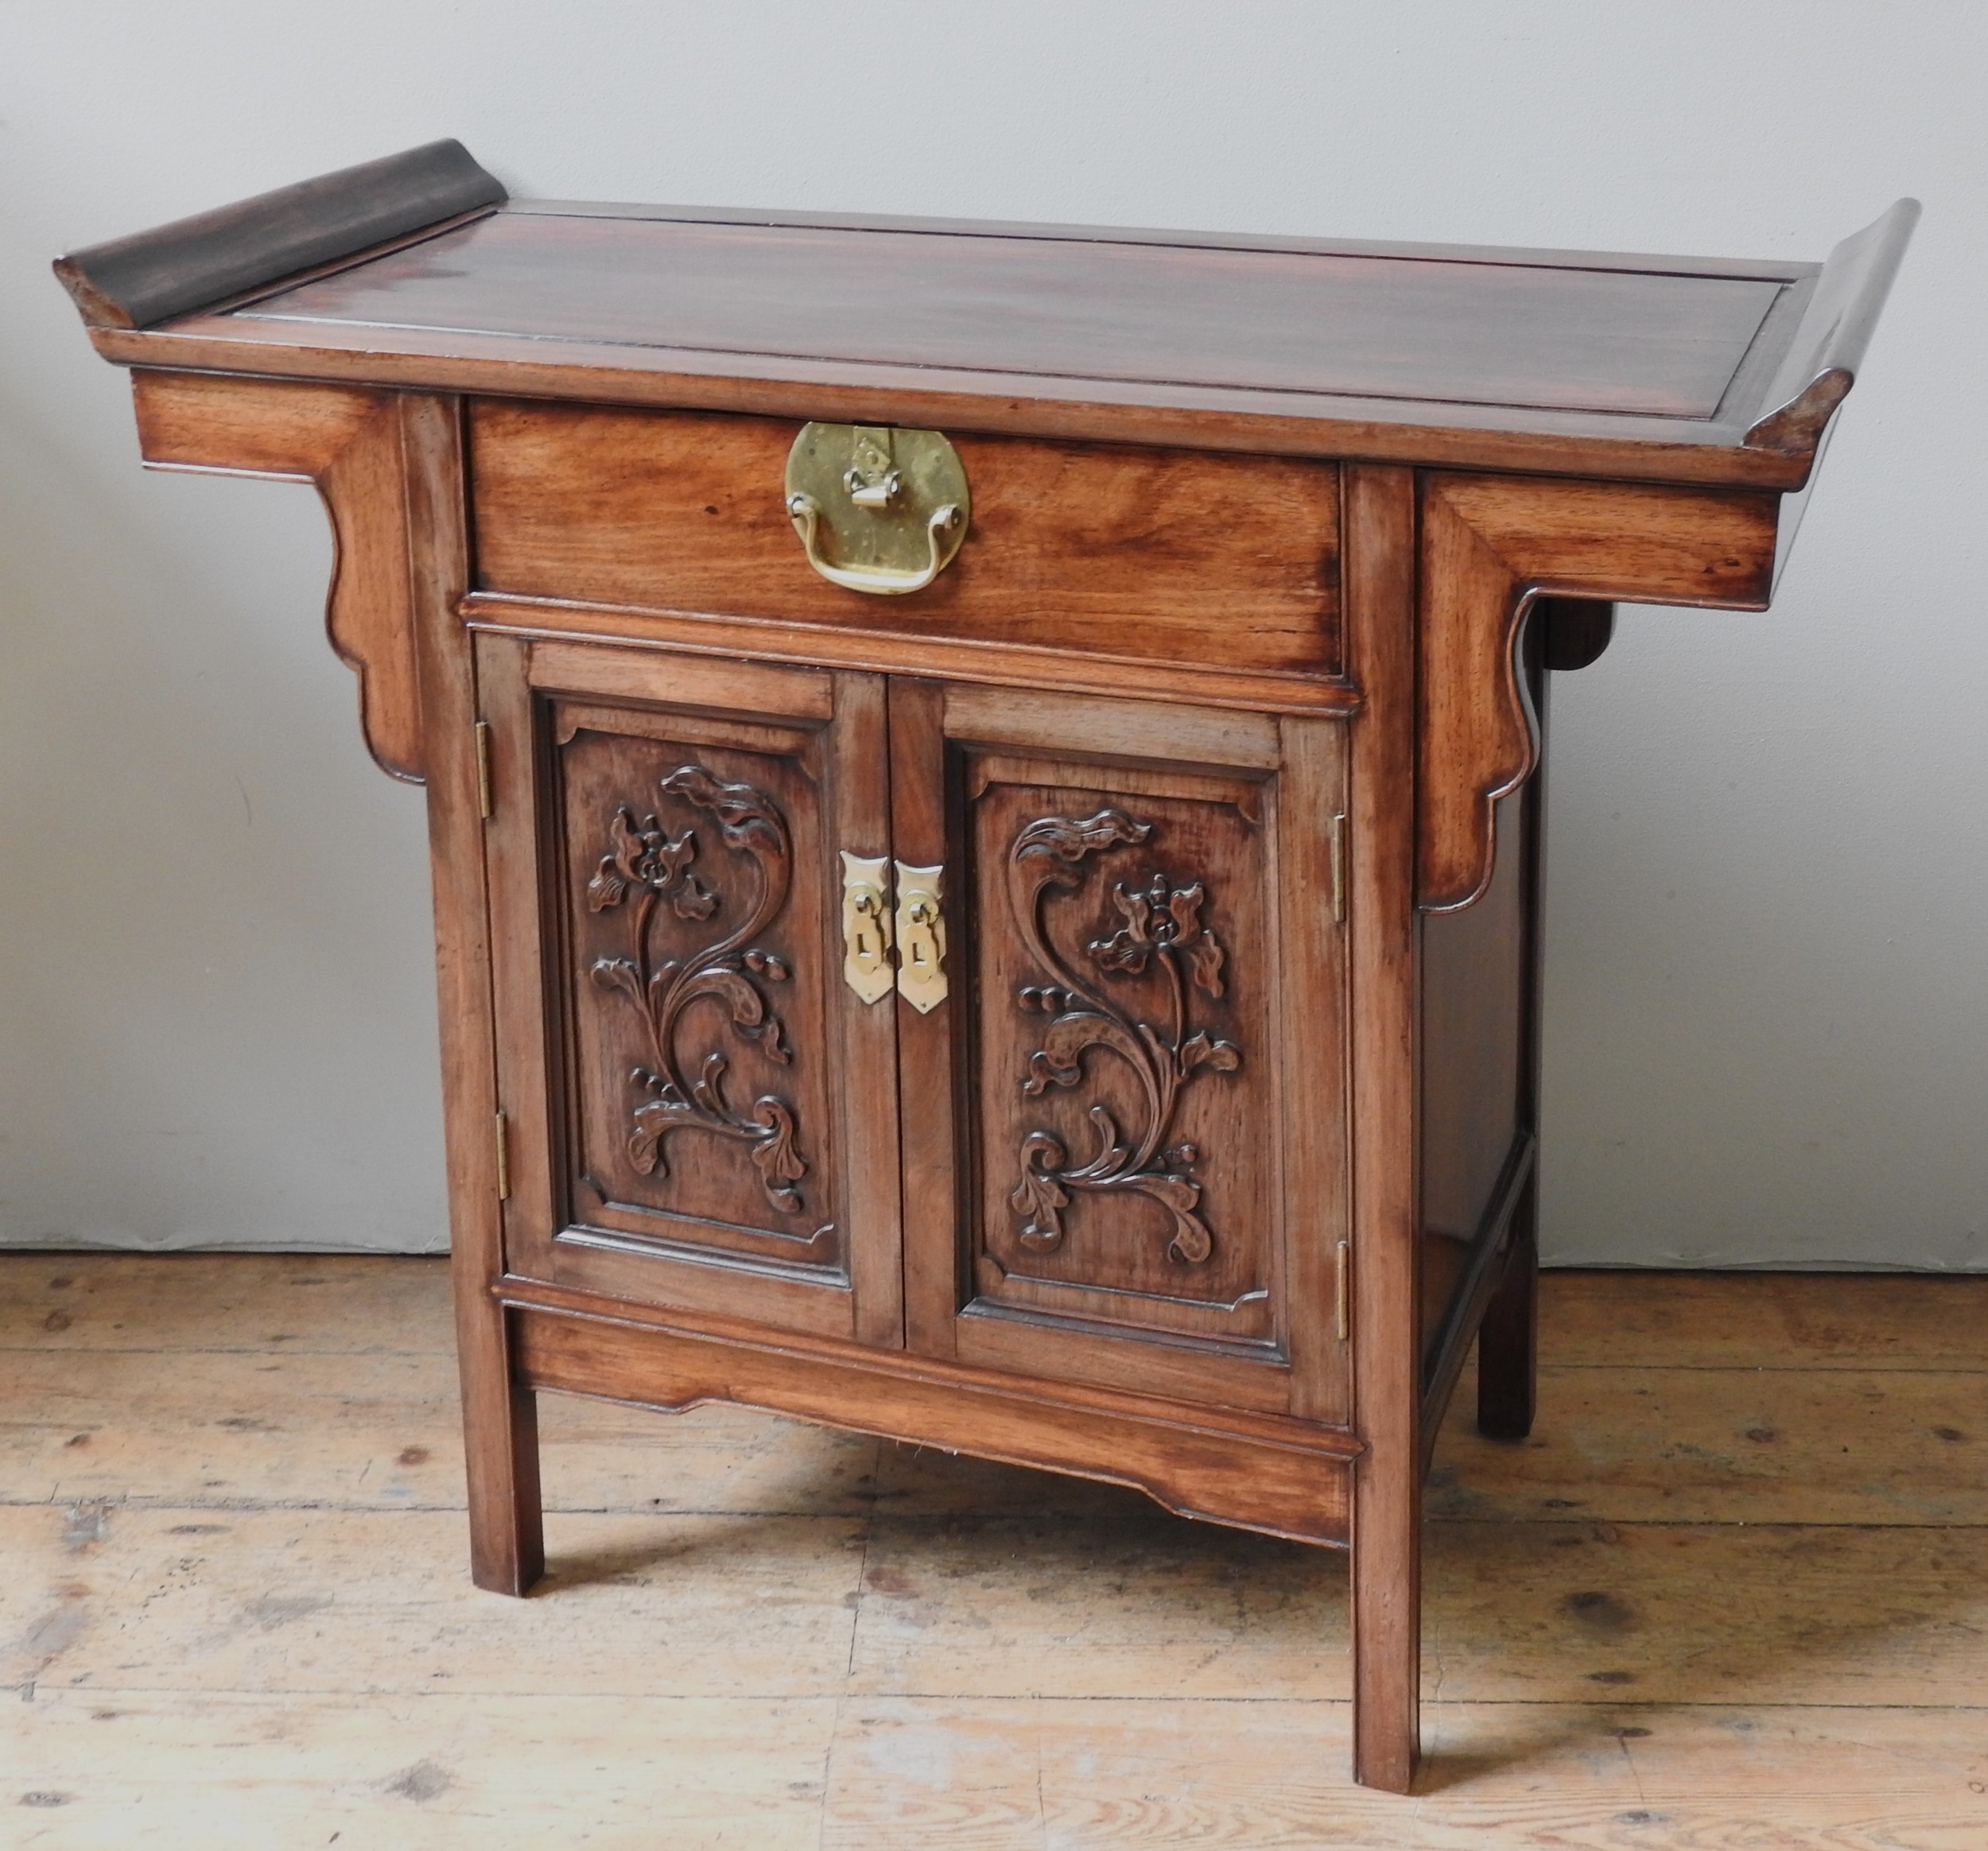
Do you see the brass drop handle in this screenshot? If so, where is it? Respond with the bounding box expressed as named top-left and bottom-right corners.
top-left (786, 493), bottom-right (962, 596)
top-left (840, 852), bottom-right (895, 1004)
top-left (783, 421), bottom-right (970, 596)
top-left (893, 862), bottom-right (949, 1014)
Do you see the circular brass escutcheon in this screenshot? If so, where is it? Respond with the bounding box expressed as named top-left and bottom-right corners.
top-left (783, 421), bottom-right (969, 595)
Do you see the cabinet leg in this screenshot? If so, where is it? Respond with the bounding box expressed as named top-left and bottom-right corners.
top-left (1351, 1449), bottom-right (1421, 1793)
top-left (1477, 1181), bottom-right (1539, 1441)
top-left (1345, 460), bottom-right (1422, 1793)
top-left (457, 1297), bottom-right (545, 1596)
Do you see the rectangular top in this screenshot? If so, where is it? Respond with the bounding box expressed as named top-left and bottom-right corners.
top-left (60, 147), bottom-right (1916, 488)
top-left (249, 209), bottom-right (1784, 422)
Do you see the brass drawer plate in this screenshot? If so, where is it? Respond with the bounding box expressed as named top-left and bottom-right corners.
top-left (784, 422), bottom-right (969, 595)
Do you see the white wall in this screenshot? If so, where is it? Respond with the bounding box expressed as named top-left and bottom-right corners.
top-left (2, 2), bottom-right (1982, 1264)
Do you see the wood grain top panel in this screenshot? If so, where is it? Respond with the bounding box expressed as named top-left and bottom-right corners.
top-left (64, 149), bottom-right (1914, 485)
top-left (239, 209), bottom-right (1784, 421)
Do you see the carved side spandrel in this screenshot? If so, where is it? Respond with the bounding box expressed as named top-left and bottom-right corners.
top-left (1417, 471), bottom-right (1780, 913)
top-left (130, 368), bottom-right (425, 783)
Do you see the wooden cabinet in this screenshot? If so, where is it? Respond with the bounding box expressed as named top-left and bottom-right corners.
top-left (478, 633), bottom-right (1350, 1413)
top-left (56, 139), bottom-right (1914, 1791)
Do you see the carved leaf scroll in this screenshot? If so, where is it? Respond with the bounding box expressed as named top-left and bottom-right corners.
top-left (1007, 809), bottom-right (1242, 1266)
top-left (584, 763), bottom-right (810, 1215)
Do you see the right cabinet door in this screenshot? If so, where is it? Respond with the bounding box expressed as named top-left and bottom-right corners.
top-left (892, 680), bottom-right (1350, 1420)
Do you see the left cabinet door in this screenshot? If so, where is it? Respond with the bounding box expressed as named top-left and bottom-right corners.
top-left (476, 633), bottom-right (903, 1345)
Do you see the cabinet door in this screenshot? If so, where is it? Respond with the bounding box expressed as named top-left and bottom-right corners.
top-left (477, 634), bottom-right (901, 1345)
top-left (892, 681), bottom-right (1349, 1418)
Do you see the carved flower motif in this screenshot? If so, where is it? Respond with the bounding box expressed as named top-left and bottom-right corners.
top-left (1087, 873), bottom-right (1227, 999)
top-left (586, 766), bottom-right (810, 1219)
top-left (587, 806), bottom-right (718, 921)
top-left (1007, 817), bottom-right (1242, 1269)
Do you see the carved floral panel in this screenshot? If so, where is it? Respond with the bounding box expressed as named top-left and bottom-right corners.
top-left (968, 770), bottom-right (1277, 1344)
top-left (557, 721), bottom-right (839, 1274)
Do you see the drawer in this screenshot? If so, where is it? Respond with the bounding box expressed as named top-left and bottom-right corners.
top-left (468, 402), bottom-right (1343, 681)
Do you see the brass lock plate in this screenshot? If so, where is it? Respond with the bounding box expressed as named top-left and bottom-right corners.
top-left (840, 851), bottom-right (895, 1004)
top-left (894, 860), bottom-right (949, 1013)
top-left (784, 423), bottom-right (969, 596)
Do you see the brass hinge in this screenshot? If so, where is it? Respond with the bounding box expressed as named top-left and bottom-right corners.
top-left (1330, 813), bottom-right (1348, 924)
top-left (474, 720), bottom-right (495, 821)
top-left (494, 1110), bottom-right (511, 1201)
top-left (1335, 1240), bottom-right (1351, 1342)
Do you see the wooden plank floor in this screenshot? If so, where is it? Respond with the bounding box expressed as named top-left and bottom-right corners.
top-left (3, 1256), bottom-right (1984, 1847)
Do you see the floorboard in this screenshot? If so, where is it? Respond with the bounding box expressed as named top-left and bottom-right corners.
top-left (1428, 1364), bottom-right (1986, 1524)
top-left (2, 1254), bottom-right (1984, 1846)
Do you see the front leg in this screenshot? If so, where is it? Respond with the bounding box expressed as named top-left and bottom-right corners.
top-left (457, 1294), bottom-right (546, 1595)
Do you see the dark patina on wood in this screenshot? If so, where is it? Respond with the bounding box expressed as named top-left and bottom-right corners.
top-left (1744, 197), bottom-right (1920, 454)
top-left (53, 138), bottom-right (505, 329)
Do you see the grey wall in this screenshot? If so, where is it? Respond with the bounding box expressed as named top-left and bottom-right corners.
top-left (2, 2), bottom-right (1982, 1263)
